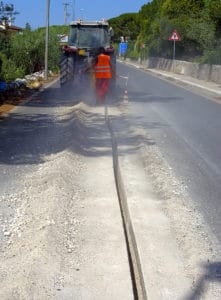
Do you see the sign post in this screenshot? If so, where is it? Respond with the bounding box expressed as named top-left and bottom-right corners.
top-left (169, 29), bottom-right (181, 72)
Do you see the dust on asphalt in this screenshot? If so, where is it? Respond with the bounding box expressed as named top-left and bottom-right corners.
top-left (0, 73), bottom-right (221, 298)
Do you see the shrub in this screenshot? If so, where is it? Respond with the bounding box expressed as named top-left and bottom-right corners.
top-left (0, 53), bottom-right (25, 82)
top-left (199, 45), bottom-right (221, 65)
top-left (127, 49), bottom-right (140, 60)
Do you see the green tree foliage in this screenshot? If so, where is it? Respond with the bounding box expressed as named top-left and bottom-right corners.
top-left (204, 0), bottom-right (221, 44)
top-left (10, 26), bottom-right (69, 75)
top-left (0, 2), bottom-right (70, 81)
top-left (0, 1), bottom-right (18, 24)
top-left (0, 25), bottom-right (69, 81)
top-left (109, 13), bottom-right (141, 42)
top-left (137, 0), bottom-right (172, 57)
top-left (160, 0), bottom-right (205, 19)
top-left (0, 54), bottom-right (24, 81)
top-left (138, 0), bottom-right (221, 63)
top-left (25, 22), bottom-right (31, 31)
top-left (110, 0), bottom-right (221, 64)
top-left (10, 28), bottom-right (45, 75)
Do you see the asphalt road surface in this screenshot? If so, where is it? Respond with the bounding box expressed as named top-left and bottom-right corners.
top-left (0, 62), bottom-right (221, 298)
top-left (118, 62), bottom-right (221, 245)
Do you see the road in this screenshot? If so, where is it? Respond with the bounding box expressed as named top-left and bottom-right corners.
top-left (118, 62), bottom-right (221, 243)
top-left (0, 62), bottom-right (221, 298)
top-left (0, 81), bottom-right (135, 299)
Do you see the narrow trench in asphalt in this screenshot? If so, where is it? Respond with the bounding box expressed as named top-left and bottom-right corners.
top-left (105, 106), bottom-right (148, 300)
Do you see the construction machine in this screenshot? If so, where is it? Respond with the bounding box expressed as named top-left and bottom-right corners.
top-left (60, 19), bottom-right (116, 87)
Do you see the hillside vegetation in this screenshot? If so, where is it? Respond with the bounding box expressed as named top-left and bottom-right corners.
top-left (109, 0), bottom-right (221, 64)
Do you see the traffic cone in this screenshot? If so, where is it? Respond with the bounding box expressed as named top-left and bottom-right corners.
top-left (123, 89), bottom-right (128, 103)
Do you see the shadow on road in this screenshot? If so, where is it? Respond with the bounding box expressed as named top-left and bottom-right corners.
top-left (185, 262), bottom-right (221, 299)
top-left (0, 82), bottom-right (160, 166)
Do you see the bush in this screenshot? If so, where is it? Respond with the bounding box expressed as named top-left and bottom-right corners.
top-left (126, 49), bottom-right (140, 60)
top-left (0, 52), bottom-right (25, 82)
top-left (2, 25), bottom-right (69, 81)
top-left (3, 59), bottom-right (25, 82)
top-left (199, 45), bottom-right (221, 65)
top-left (122, 41), bottom-right (140, 60)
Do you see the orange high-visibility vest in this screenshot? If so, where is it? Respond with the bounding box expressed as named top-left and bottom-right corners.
top-left (94, 54), bottom-right (112, 79)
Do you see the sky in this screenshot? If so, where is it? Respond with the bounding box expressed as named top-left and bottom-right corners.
top-left (10, 0), bottom-right (150, 29)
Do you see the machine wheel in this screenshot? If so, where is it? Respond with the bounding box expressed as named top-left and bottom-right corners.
top-left (60, 53), bottom-right (75, 87)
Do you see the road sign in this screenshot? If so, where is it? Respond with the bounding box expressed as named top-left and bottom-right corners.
top-left (119, 42), bottom-right (128, 56)
top-left (169, 30), bottom-right (181, 41)
top-left (169, 30), bottom-right (181, 72)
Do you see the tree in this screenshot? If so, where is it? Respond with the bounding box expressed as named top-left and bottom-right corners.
top-left (134, 0), bottom-right (221, 63)
top-left (109, 13), bottom-right (141, 42)
top-left (25, 23), bottom-right (31, 31)
top-left (204, 0), bottom-right (221, 36)
top-left (9, 25), bottom-right (69, 76)
top-left (160, 0), bottom-right (205, 19)
top-left (0, 1), bottom-right (19, 25)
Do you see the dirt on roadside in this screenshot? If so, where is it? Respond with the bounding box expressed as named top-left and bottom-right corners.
top-left (0, 76), bottom-right (58, 116)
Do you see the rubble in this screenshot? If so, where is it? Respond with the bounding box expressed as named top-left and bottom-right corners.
top-left (0, 70), bottom-right (54, 106)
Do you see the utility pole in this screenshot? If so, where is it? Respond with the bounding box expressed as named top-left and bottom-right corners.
top-left (63, 2), bottom-right (70, 25)
top-left (72, 0), bottom-right (75, 21)
top-left (80, 8), bottom-right (85, 20)
top-left (44, 0), bottom-right (50, 80)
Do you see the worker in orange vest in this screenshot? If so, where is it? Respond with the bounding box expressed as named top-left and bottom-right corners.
top-left (93, 47), bottom-right (113, 104)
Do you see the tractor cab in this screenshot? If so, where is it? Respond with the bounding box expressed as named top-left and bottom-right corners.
top-left (60, 19), bottom-right (115, 86)
top-left (68, 19), bottom-right (113, 50)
